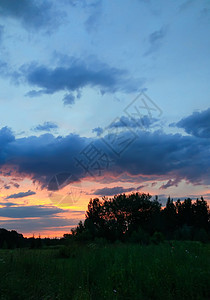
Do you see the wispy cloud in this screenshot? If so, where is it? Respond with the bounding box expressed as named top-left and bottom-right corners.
top-left (144, 26), bottom-right (168, 56)
top-left (6, 190), bottom-right (36, 199)
top-left (32, 122), bottom-right (58, 132)
top-left (93, 185), bottom-right (145, 196)
top-left (159, 178), bottom-right (181, 190)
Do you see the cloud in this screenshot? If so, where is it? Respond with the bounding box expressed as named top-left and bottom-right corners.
top-left (0, 216), bottom-right (80, 234)
top-left (0, 0), bottom-right (63, 31)
top-left (84, 0), bottom-right (102, 33)
top-left (0, 25), bottom-right (4, 44)
top-left (6, 190), bottom-right (36, 199)
top-left (111, 130), bottom-right (210, 185)
top-left (92, 127), bottom-right (103, 136)
top-left (0, 204), bottom-right (64, 218)
top-left (144, 26), bottom-right (167, 56)
top-left (63, 93), bottom-right (75, 105)
top-left (149, 27), bottom-right (166, 44)
top-left (93, 186), bottom-right (137, 196)
top-left (108, 115), bottom-right (160, 130)
top-left (179, 0), bottom-right (195, 12)
top-left (13, 183), bottom-right (20, 188)
top-left (4, 184), bottom-right (10, 189)
top-left (19, 57), bottom-right (141, 99)
top-left (0, 202), bottom-right (16, 207)
top-left (0, 110), bottom-right (210, 188)
top-left (32, 122), bottom-right (58, 132)
top-left (1, 131), bottom-right (90, 184)
top-left (0, 126), bottom-right (15, 165)
top-left (159, 178), bottom-right (181, 190)
top-left (65, 0), bottom-right (100, 8)
top-left (25, 90), bottom-right (45, 97)
top-left (0, 126), bottom-right (15, 145)
top-left (174, 108), bottom-right (210, 138)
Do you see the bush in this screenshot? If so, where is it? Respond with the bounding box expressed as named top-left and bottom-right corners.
top-left (94, 237), bottom-right (108, 246)
top-left (193, 228), bottom-right (209, 243)
top-left (174, 224), bottom-right (193, 241)
top-left (128, 228), bottom-right (150, 245)
top-left (151, 232), bottom-right (164, 244)
top-left (58, 243), bottom-right (81, 258)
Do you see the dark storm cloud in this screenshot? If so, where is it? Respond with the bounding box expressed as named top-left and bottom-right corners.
top-left (0, 128), bottom-right (91, 185)
top-left (0, 0), bottom-right (63, 31)
top-left (0, 110), bottom-right (210, 188)
top-left (6, 190), bottom-right (36, 199)
top-left (20, 57), bottom-right (141, 97)
top-left (174, 108), bottom-right (210, 138)
top-left (112, 130), bottom-right (210, 185)
top-left (33, 122), bottom-right (58, 132)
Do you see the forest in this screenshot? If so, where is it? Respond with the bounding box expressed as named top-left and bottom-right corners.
top-left (1, 193), bottom-right (209, 248)
top-left (69, 193), bottom-right (210, 244)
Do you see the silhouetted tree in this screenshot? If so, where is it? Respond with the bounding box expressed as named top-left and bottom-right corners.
top-left (71, 193), bottom-right (210, 243)
top-left (162, 197), bottom-right (178, 236)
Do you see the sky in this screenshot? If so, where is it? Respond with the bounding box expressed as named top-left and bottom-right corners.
top-left (0, 0), bottom-right (210, 238)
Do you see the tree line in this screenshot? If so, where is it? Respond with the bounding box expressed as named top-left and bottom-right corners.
top-left (68, 193), bottom-right (210, 243)
top-left (0, 229), bottom-right (62, 249)
top-left (0, 193), bottom-right (209, 248)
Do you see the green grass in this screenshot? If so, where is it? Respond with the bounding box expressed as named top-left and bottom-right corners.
top-left (0, 241), bottom-right (209, 300)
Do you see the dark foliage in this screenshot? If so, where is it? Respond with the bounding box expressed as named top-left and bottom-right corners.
top-left (0, 229), bottom-right (65, 249)
top-left (0, 193), bottom-right (209, 247)
top-left (71, 193), bottom-right (210, 243)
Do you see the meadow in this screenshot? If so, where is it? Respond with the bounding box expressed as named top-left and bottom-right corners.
top-left (0, 241), bottom-right (209, 300)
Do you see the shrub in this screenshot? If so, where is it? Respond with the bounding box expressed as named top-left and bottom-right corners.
top-left (193, 228), bottom-right (209, 243)
top-left (151, 232), bottom-right (164, 244)
top-left (128, 228), bottom-right (150, 245)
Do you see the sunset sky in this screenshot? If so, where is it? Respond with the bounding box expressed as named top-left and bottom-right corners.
top-left (0, 0), bottom-right (209, 237)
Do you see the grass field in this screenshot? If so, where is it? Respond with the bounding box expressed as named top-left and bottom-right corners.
top-left (0, 241), bottom-right (209, 300)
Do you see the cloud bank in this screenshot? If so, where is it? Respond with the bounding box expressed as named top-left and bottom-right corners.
top-left (0, 108), bottom-right (210, 189)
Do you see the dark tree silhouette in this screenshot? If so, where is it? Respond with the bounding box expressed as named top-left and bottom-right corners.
top-left (71, 192), bottom-right (210, 243)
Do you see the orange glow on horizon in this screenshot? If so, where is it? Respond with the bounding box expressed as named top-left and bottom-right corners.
top-left (0, 174), bottom-right (209, 238)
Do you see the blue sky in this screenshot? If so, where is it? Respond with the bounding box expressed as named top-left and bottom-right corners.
top-left (0, 0), bottom-right (210, 237)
